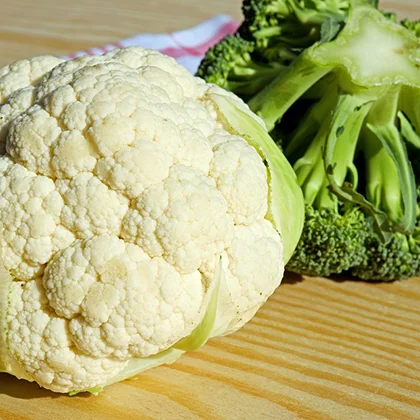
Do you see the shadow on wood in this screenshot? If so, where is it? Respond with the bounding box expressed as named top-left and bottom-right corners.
top-left (0, 373), bottom-right (62, 399)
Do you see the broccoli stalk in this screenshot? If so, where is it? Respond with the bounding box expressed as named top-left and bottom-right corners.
top-left (361, 86), bottom-right (416, 232)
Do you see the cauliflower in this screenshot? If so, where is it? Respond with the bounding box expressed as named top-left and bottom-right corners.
top-left (0, 47), bottom-right (304, 394)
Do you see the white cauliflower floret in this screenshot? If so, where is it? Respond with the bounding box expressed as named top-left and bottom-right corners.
top-left (7, 279), bottom-right (126, 393)
top-left (209, 137), bottom-right (268, 225)
top-left (0, 47), bottom-right (289, 394)
top-left (57, 173), bottom-right (129, 239)
top-left (221, 220), bottom-right (284, 334)
top-left (0, 55), bottom-right (64, 103)
top-left (0, 87), bottom-right (36, 147)
top-left (95, 137), bottom-right (173, 199)
top-left (8, 63), bottom-right (214, 181)
top-left (121, 164), bottom-right (234, 275)
top-left (104, 47), bottom-right (202, 98)
top-left (0, 157), bottom-right (74, 280)
top-left (7, 106), bottom-right (63, 177)
top-left (51, 130), bottom-right (99, 179)
top-left (44, 235), bottom-right (206, 359)
top-left (0, 56), bottom-right (65, 152)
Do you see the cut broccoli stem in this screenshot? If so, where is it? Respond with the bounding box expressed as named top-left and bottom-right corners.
top-left (226, 61), bottom-right (286, 99)
top-left (362, 130), bottom-right (403, 227)
top-left (285, 82), bottom-right (339, 160)
top-left (399, 112), bottom-right (420, 149)
top-left (309, 6), bottom-right (420, 88)
top-left (247, 3), bottom-right (420, 133)
top-left (321, 93), bottom-right (373, 206)
top-left (293, 92), bottom-right (372, 213)
top-left (248, 54), bottom-right (331, 131)
top-left (293, 105), bottom-right (337, 209)
top-left (364, 86), bottom-right (417, 234)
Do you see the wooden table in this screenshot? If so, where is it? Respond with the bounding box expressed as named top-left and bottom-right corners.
top-left (0, 1), bottom-right (420, 419)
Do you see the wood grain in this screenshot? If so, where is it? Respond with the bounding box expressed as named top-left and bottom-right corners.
top-left (0, 0), bottom-right (419, 66)
top-left (0, 1), bottom-right (420, 419)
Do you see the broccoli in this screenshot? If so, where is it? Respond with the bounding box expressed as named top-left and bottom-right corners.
top-left (198, 0), bottom-right (420, 281)
top-left (239, 0), bottom-right (350, 58)
top-left (402, 18), bottom-right (420, 38)
top-left (197, 0), bottom-right (360, 100)
top-left (286, 204), bottom-right (368, 277)
top-left (196, 35), bottom-right (285, 100)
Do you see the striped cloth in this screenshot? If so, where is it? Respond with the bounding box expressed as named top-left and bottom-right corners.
top-left (61, 15), bottom-right (239, 74)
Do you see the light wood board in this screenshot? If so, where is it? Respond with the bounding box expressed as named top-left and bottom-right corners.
top-left (0, 1), bottom-right (419, 419)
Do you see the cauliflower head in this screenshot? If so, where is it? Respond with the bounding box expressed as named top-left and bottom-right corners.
top-left (0, 47), bottom-right (303, 394)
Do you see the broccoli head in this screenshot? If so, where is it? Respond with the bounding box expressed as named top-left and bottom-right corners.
top-left (352, 186), bottom-right (420, 281)
top-left (196, 34), bottom-right (285, 100)
top-left (287, 205), bottom-right (368, 277)
top-left (352, 232), bottom-right (420, 281)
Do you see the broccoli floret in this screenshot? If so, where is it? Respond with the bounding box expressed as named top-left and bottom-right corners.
top-left (402, 18), bottom-right (420, 37)
top-left (198, 0), bottom-right (420, 281)
top-left (239, 0), bottom-right (349, 65)
top-left (196, 34), bottom-right (285, 100)
top-left (380, 10), bottom-right (397, 22)
top-left (288, 205), bottom-right (368, 277)
top-left (352, 186), bottom-right (420, 281)
top-left (352, 232), bottom-right (420, 281)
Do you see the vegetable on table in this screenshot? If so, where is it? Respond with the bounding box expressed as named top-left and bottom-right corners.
top-left (197, 0), bottom-right (420, 281)
top-left (0, 47), bottom-right (304, 393)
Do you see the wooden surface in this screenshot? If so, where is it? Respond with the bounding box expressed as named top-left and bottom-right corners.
top-left (0, 0), bottom-right (419, 66)
top-left (0, 1), bottom-right (420, 419)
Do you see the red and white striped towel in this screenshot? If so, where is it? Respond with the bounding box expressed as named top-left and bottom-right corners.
top-left (61, 15), bottom-right (239, 74)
